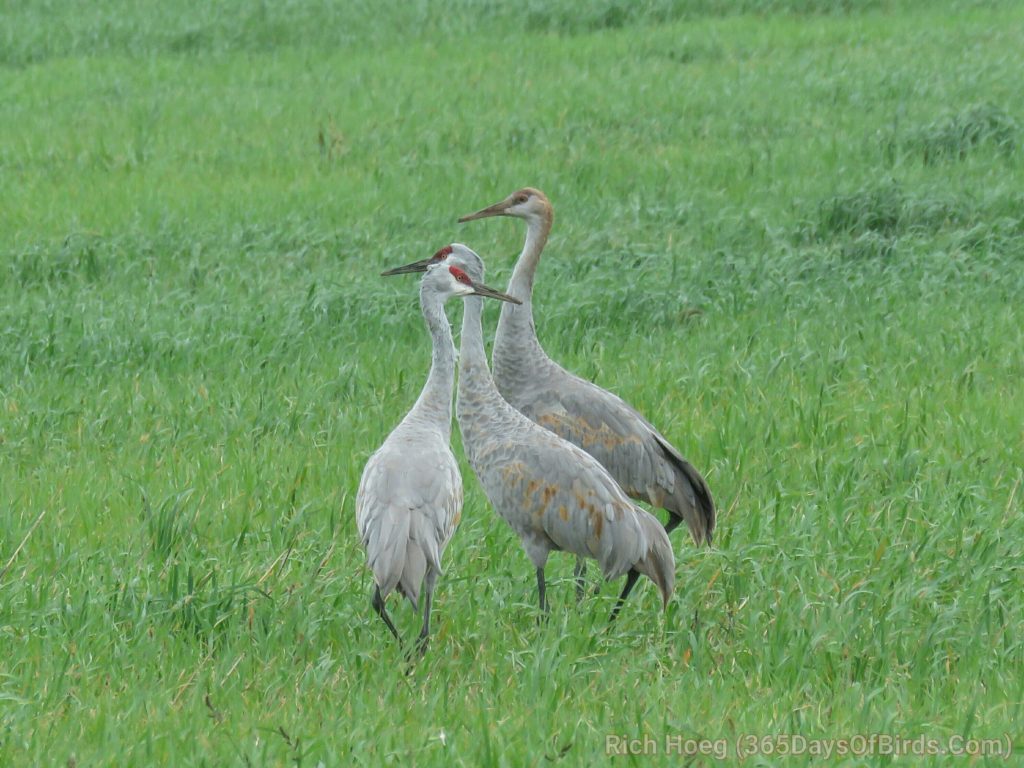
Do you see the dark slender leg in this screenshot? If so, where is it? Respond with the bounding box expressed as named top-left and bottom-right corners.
top-left (608, 569), bottom-right (641, 622)
top-left (414, 589), bottom-right (433, 658)
top-left (372, 586), bottom-right (401, 645)
top-left (536, 567), bottom-right (549, 615)
top-left (574, 558), bottom-right (586, 603)
top-left (664, 514), bottom-right (683, 535)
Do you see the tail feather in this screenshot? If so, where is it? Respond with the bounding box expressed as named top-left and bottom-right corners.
top-left (397, 543), bottom-right (427, 610)
top-left (366, 512), bottom-right (410, 602)
top-left (633, 511), bottom-right (676, 609)
top-left (655, 435), bottom-right (716, 545)
top-left (397, 514), bottom-right (441, 609)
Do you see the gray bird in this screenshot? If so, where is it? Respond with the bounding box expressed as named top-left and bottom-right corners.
top-left (385, 245), bottom-right (676, 620)
top-left (356, 258), bottom-right (520, 654)
top-left (458, 189), bottom-right (716, 552)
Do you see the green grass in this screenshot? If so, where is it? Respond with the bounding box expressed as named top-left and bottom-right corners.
top-left (2, 1), bottom-right (1023, 765)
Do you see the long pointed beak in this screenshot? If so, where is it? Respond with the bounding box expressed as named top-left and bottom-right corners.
top-left (471, 281), bottom-right (522, 305)
top-left (458, 200), bottom-right (510, 223)
top-left (381, 257), bottom-right (434, 276)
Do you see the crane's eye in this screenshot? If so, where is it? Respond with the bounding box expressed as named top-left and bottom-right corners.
top-left (448, 266), bottom-right (472, 284)
top-left (515, 194), bottom-right (528, 204)
top-left (431, 244), bottom-right (453, 262)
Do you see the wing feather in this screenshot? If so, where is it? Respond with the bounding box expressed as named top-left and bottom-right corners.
top-left (355, 430), bottom-right (463, 605)
top-left (514, 371), bottom-right (715, 544)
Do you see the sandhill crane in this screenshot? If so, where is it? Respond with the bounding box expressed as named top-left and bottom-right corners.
top-left (356, 258), bottom-right (520, 655)
top-left (385, 245), bottom-right (676, 621)
top-left (458, 189), bottom-right (716, 553)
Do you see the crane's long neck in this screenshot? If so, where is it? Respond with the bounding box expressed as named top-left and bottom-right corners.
top-left (506, 211), bottom-right (552, 304)
top-left (405, 290), bottom-right (455, 439)
top-left (457, 296), bottom-right (514, 457)
top-left (494, 210), bottom-right (554, 386)
top-left (458, 297), bottom-right (502, 404)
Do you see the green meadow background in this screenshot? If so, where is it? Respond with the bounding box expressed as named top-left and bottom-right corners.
top-left (2, 1), bottom-right (1022, 764)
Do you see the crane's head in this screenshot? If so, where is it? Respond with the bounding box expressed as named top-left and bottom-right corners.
top-left (458, 187), bottom-right (551, 225)
top-left (446, 243), bottom-right (486, 283)
top-left (381, 243), bottom-right (487, 283)
top-left (381, 244), bottom-right (454, 277)
top-left (421, 262), bottom-right (521, 305)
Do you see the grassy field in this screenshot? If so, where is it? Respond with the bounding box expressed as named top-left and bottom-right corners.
top-left (2, 1), bottom-right (1023, 765)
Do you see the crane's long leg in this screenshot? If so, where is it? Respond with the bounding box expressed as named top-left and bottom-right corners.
top-left (574, 558), bottom-right (586, 603)
top-left (414, 588), bottom-right (434, 658)
top-left (608, 569), bottom-right (641, 622)
top-left (371, 586), bottom-right (401, 645)
top-left (536, 567), bottom-right (549, 615)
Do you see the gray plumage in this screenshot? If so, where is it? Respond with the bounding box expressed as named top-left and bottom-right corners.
top-left (449, 245), bottom-right (675, 618)
top-left (459, 188), bottom-right (716, 547)
top-left (355, 264), bottom-right (465, 654)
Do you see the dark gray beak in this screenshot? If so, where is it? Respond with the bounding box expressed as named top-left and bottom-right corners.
top-left (470, 280), bottom-right (521, 305)
top-left (380, 257), bottom-right (434, 277)
top-left (457, 198), bottom-right (511, 223)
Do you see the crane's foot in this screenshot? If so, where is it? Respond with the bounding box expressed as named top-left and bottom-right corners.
top-left (404, 634), bottom-right (429, 666)
top-left (415, 631), bottom-right (429, 658)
